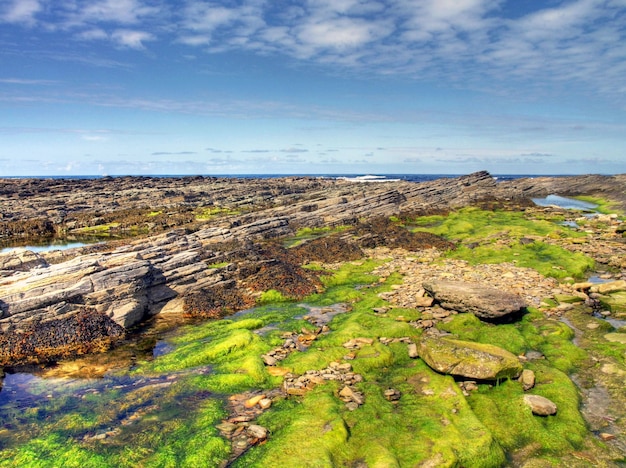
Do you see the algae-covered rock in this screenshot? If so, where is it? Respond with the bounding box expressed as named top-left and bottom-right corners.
top-left (604, 333), bottom-right (626, 344)
top-left (598, 291), bottom-right (626, 316)
top-left (422, 280), bottom-right (526, 319)
top-left (417, 335), bottom-right (523, 380)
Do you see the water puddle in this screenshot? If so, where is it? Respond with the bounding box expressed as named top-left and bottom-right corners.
top-left (532, 194), bottom-right (598, 211)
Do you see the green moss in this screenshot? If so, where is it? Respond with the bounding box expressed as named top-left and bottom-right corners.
top-left (412, 208), bottom-right (595, 278)
top-left (446, 242), bottom-right (594, 279)
top-left (195, 206), bottom-right (240, 220)
top-left (258, 289), bottom-right (290, 304)
top-left (73, 222), bottom-right (120, 234)
top-left (0, 434), bottom-right (113, 468)
top-left (468, 365), bottom-right (586, 459)
top-left (207, 261), bottom-right (229, 269)
top-left (284, 225), bottom-right (351, 248)
top-left (574, 196), bottom-right (623, 216)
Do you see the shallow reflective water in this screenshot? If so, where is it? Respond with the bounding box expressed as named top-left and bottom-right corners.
top-left (532, 194), bottom-right (598, 211)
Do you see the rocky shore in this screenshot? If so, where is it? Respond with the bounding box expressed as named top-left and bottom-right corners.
top-left (0, 171), bottom-right (624, 365)
top-left (1, 170), bottom-right (625, 466)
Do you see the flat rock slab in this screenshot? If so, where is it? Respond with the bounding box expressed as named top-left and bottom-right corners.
top-left (422, 280), bottom-right (526, 319)
top-left (417, 335), bottom-right (522, 380)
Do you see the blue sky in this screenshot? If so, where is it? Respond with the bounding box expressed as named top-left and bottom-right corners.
top-left (1, 0), bottom-right (625, 176)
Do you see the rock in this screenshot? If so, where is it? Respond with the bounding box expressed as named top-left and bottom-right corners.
top-left (244, 395), bottom-right (266, 409)
top-left (0, 248), bottom-right (48, 272)
top-left (604, 333), bottom-right (626, 344)
top-left (598, 291), bottom-right (626, 316)
top-left (383, 388), bottom-right (401, 401)
top-left (246, 424), bottom-right (268, 440)
top-left (2, 171), bottom-right (623, 366)
top-left (523, 394), bottom-right (558, 416)
top-left (417, 335), bottom-right (522, 380)
top-left (422, 280), bottom-right (526, 319)
top-left (262, 354), bottom-right (278, 366)
top-left (338, 385), bottom-right (364, 405)
top-left (518, 369), bottom-right (536, 391)
top-left (258, 398), bottom-right (272, 410)
top-left (593, 280), bottom-right (626, 295)
top-left (407, 342), bottom-right (419, 358)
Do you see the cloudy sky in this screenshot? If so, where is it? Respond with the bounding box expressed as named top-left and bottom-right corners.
top-left (1, 0), bottom-right (625, 176)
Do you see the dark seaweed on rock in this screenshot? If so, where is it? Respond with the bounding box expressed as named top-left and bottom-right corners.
top-left (182, 280), bottom-right (255, 318)
top-left (0, 308), bottom-right (125, 366)
top-left (355, 217), bottom-right (456, 251)
top-left (291, 234), bottom-right (364, 263)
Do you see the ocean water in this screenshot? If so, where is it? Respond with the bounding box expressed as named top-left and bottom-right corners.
top-left (2, 173), bottom-right (556, 182)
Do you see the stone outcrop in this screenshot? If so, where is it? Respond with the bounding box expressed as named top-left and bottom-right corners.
top-left (417, 334), bottom-right (523, 380)
top-left (422, 280), bottom-right (527, 319)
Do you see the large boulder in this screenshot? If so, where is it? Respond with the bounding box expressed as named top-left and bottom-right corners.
top-left (417, 335), bottom-right (522, 380)
top-left (422, 280), bottom-right (526, 319)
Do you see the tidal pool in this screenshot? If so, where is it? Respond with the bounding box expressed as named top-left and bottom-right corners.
top-left (532, 194), bottom-right (598, 211)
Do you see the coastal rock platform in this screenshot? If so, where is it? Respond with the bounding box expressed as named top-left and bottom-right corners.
top-left (0, 171), bottom-right (624, 365)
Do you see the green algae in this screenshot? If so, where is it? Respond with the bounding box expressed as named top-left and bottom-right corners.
top-left (412, 207), bottom-right (596, 279)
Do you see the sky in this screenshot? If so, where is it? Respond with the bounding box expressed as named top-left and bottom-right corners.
top-left (1, 0), bottom-right (625, 176)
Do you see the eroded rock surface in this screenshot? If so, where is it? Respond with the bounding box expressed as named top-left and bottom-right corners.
top-left (422, 280), bottom-right (527, 320)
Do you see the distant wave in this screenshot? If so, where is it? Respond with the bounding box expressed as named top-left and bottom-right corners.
top-left (336, 174), bottom-right (401, 183)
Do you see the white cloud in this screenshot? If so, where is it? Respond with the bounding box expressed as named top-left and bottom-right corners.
top-left (1, 0), bottom-right (42, 25)
top-left (76, 28), bottom-right (109, 41)
top-left (3, 0), bottom-right (626, 106)
top-left (72, 0), bottom-right (160, 25)
top-left (111, 29), bottom-right (155, 49)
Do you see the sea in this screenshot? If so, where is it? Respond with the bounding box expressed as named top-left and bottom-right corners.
top-left (1, 173), bottom-right (557, 182)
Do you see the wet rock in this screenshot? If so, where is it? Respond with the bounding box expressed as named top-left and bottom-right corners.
top-left (417, 335), bottom-right (522, 380)
top-left (523, 394), bottom-right (558, 416)
top-left (422, 280), bottom-right (527, 319)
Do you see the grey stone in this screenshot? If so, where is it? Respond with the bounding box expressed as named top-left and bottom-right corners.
top-left (523, 394), bottom-right (557, 416)
top-left (422, 280), bottom-right (526, 319)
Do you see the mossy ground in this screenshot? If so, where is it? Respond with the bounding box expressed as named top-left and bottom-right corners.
top-left (411, 207), bottom-right (595, 279)
top-left (2, 207), bottom-right (624, 467)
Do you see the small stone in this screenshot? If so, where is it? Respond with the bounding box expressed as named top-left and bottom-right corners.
top-left (246, 424), bottom-right (268, 440)
top-left (286, 387), bottom-right (307, 396)
top-left (244, 394), bottom-right (266, 409)
top-left (345, 402), bottom-right (359, 411)
top-left (599, 433), bottom-right (616, 441)
top-left (339, 385), bottom-right (364, 405)
top-left (518, 369), bottom-right (536, 391)
top-left (267, 366), bottom-right (290, 376)
top-left (523, 394), bottom-right (557, 416)
top-left (216, 422), bottom-right (238, 434)
top-left (407, 342), bottom-right (418, 358)
top-left (586, 322), bottom-right (600, 330)
top-left (262, 354), bottom-right (277, 366)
